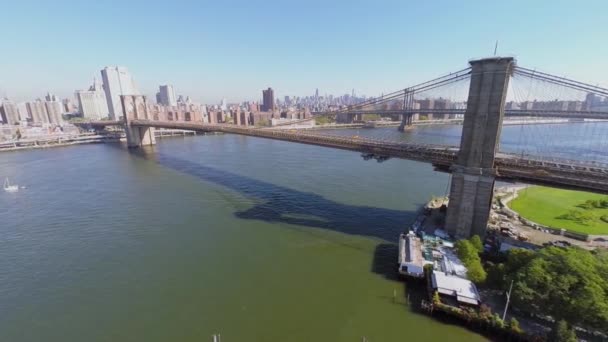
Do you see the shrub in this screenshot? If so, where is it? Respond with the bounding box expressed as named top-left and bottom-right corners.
top-left (479, 304), bottom-right (493, 320)
top-left (601, 215), bottom-right (608, 224)
top-left (432, 291), bottom-right (441, 304)
top-left (509, 317), bottom-right (523, 334)
top-left (577, 201), bottom-right (595, 210)
top-left (549, 320), bottom-right (577, 342)
top-left (491, 313), bottom-right (505, 328)
top-left (557, 209), bottom-right (594, 225)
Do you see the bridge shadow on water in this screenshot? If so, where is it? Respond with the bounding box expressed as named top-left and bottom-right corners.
top-left (131, 149), bottom-right (492, 337)
top-left (139, 152), bottom-right (417, 244)
top-left (134, 150), bottom-right (441, 307)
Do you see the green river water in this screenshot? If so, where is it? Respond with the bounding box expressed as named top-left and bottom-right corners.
top-left (0, 126), bottom-right (501, 341)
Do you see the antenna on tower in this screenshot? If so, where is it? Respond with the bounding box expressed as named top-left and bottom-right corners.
top-left (493, 40), bottom-right (499, 56)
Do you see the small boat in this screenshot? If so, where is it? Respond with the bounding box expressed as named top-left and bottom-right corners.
top-left (3, 178), bottom-right (18, 192)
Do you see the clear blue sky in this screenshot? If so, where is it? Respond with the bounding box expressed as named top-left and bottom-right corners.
top-left (1, 0), bottom-right (606, 104)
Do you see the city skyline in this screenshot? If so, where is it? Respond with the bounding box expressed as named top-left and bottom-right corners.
top-left (1, 1), bottom-right (607, 104)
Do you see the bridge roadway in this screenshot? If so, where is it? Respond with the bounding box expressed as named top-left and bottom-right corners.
top-left (312, 109), bottom-right (608, 120)
top-left (129, 119), bottom-right (608, 194)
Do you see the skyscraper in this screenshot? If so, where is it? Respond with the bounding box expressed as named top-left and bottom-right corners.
top-left (26, 100), bottom-right (48, 124)
top-left (262, 87), bottom-right (275, 112)
top-left (0, 99), bottom-right (20, 125)
top-left (76, 78), bottom-right (109, 120)
top-left (45, 92), bottom-right (60, 102)
top-left (45, 100), bottom-right (64, 124)
top-left (100, 66), bottom-right (139, 120)
top-left (158, 85), bottom-right (177, 106)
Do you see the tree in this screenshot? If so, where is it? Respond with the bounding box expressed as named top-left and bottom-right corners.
top-left (486, 262), bottom-right (505, 288)
top-left (455, 240), bottom-right (478, 265)
top-left (470, 235), bottom-right (484, 253)
top-left (549, 320), bottom-right (577, 342)
top-left (508, 247), bottom-right (608, 331)
top-left (466, 261), bottom-right (487, 284)
top-left (455, 239), bottom-right (486, 284)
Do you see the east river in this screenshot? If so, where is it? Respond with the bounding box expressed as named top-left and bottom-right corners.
top-left (1, 122), bottom-right (606, 341)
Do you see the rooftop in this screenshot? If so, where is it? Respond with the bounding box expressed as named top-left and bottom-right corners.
top-left (431, 270), bottom-right (480, 306)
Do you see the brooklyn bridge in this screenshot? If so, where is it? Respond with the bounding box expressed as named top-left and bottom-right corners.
top-left (83, 57), bottom-right (608, 239)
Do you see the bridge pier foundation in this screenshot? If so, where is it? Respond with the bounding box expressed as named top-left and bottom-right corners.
top-left (126, 126), bottom-right (156, 148)
top-left (120, 95), bottom-right (157, 148)
top-left (398, 113), bottom-right (413, 131)
top-left (445, 57), bottom-right (514, 239)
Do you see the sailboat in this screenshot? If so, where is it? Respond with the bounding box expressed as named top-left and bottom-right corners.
top-left (3, 178), bottom-right (18, 192)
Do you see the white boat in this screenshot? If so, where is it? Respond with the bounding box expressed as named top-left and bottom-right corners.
top-left (3, 178), bottom-right (18, 192)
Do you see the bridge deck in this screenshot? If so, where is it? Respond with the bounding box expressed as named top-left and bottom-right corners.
top-left (128, 119), bottom-right (608, 194)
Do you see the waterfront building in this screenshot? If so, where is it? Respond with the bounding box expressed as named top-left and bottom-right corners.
top-left (262, 87), bottom-right (275, 112)
top-left (44, 100), bottom-right (64, 124)
top-left (431, 270), bottom-right (480, 306)
top-left (76, 78), bottom-right (109, 120)
top-left (26, 100), bottom-right (49, 124)
top-left (16, 102), bottom-right (29, 121)
top-left (398, 232), bottom-right (430, 278)
top-left (0, 99), bottom-right (20, 125)
top-left (101, 66), bottom-right (139, 120)
top-left (158, 85), bottom-right (177, 106)
top-left (62, 98), bottom-right (76, 113)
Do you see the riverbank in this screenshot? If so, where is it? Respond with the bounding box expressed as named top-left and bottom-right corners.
top-left (403, 194), bottom-right (608, 341)
top-left (0, 133), bottom-right (121, 152)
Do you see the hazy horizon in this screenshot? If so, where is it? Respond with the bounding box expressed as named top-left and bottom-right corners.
top-left (1, 0), bottom-right (607, 104)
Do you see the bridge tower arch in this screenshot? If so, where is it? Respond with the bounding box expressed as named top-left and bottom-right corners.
top-left (445, 57), bottom-right (514, 239)
top-left (398, 88), bottom-right (415, 131)
top-left (121, 95), bottom-right (156, 148)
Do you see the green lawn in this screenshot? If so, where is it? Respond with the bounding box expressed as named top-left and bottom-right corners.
top-left (508, 186), bottom-right (608, 235)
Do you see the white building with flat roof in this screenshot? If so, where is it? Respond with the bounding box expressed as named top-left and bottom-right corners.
top-left (432, 270), bottom-right (481, 306)
top-left (27, 100), bottom-right (48, 124)
top-left (101, 66), bottom-right (139, 120)
top-left (44, 100), bottom-right (64, 124)
top-left (1, 99), bottom-right (20, 125)
top-left (76, 78), bottom-right (109, 120)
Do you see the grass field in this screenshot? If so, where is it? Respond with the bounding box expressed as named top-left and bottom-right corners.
top-left (508, 186), bottom-right (608, 235)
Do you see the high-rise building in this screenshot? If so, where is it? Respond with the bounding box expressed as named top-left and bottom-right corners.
top-left (100, 66), bottom-right (139, 119)
top-left (17, 103), bottom-right (29, 121)
top-left (45, 100), bottom-right (64, 124)
top-left (262, 87), bottom-right (275, 112)
top-left (0, 99), bottom-right (20, 125)
top-left (62, 98), bottom-right (76, 113)
top-left (26, 100), bottom-right (49, 124)
top-left (76, 78), bottom-right (110, 120)
top-left (158, 85), bottom-right (177, 106)
top-left (220, 98), bottom-right (227, 111)
top-left (45, 92), bottom-right (60, 102)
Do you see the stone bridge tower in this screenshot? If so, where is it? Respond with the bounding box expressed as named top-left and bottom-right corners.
top-left (445, 57), bottom-right (515, 238)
